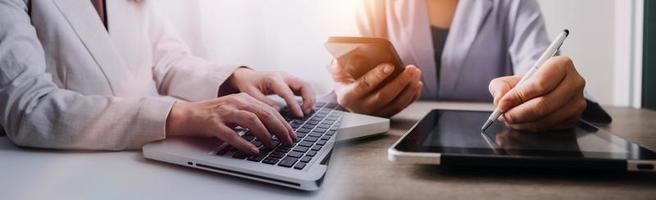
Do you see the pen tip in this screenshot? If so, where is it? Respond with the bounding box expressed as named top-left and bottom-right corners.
top-left (563, 29), bottom-right (570, 36)
top-left (481, 120), bottom-right (493, 132)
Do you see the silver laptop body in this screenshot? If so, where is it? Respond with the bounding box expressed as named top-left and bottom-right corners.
top-left (143, 102), bottom-right (388, 191)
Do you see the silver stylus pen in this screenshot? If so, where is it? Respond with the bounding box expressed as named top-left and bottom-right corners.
top-left (481, 29), bottom-right (570, 132)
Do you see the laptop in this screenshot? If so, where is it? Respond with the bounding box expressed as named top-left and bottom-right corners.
top-left (389, 109), bottom-right (656, 172)
top-left (143, 101), bottom-right (388, 191)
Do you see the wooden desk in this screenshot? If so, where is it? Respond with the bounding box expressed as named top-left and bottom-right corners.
top-left (321, 101), bottom-right (656, 200)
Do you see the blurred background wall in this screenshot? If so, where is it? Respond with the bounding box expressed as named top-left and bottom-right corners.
top-left (155, 0), bottom-right (642, 107)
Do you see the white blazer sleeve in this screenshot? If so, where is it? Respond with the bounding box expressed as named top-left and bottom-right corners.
top-left (506, 0), bottom-right (552, 74)
top-left (0, 0), bottom-right (175, 150)
top-left (146, 3), bottom-right (238, 102)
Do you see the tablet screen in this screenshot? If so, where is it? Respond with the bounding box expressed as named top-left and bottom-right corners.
top-left (395, 110), bottom-right (653, 159)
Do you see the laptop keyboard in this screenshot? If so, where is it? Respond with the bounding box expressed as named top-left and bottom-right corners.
top-left (216, 102), bottom-right (343, 170)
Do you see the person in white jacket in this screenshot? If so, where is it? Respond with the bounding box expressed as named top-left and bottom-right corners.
top-left (331, 0), bottom-right (593, 131)
top-left (0, 0), bottom-right (315, 155)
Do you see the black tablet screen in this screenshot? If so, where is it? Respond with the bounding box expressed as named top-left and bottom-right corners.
top-left (395, 110), bottom-right (653, 159)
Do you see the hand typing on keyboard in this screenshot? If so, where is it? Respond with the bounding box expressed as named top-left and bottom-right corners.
top-left (219, 68), bottom-right (315, 118)
top-left (165, 68), bottom-right (316, 156)
top-left (221, 102), bottom-right (343, 170)
top-left (165, 93), bottom-right (297, 155)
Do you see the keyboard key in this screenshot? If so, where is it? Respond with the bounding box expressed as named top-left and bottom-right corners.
top-left (314, 128), bottom-right (327, 133)
top-left (281, 142), bottom-right (294, 148)
top-left (300, 156), bottom-right (312, 163)
top-left (320, 135), bottom-right (331, 141)
top-left (297, 128), bottom-right (311, 133)
top-left (215, 146), bottom-right (232, 156)
top-left (276, 146), bottom-right (291, 152)
top-left (262, 158), bottom-right (279, 165)
top-left (252, 140), bottom-right (263, 147)
top-left (293, 146), bottom-right (309, 152)
top-left (278, 157), bottom-right (298, 168)
top-left (294, 162), bottom-right (306, 170)
top-left (291, 124), bottom-right (303, 129)
top-left (268, 152), bottom-right (285, 159)
top-left (309, 132), bottom-right (322, 137)
top-left (242, 134), bottom-right (255, 141)
top-left (287, 151), bottom-right (303, 158)
top-left (318, 124), bottom-right (332, 129)
top-left (303, 136), bottom-right (318, 142)
top-left (310, 145), bottom-right (322, 151)
top-left (298, 141), bottom-right (313, 147)
top-left (232, 152), bottom-right (249, 159)
top-left (259, 146), bottom-right (274, 154)
top-left (306, 150), bottom-right (318, 157)
top-left (306, 120), bottom-right (319, 125)
top-left (260, 141), bottom-right (279, 152)
top-left (270, 140), bottom-right (280, 147)
top-left (326, 130), bottom-right (336, 136)
top-left (302, 124), bottom-right (314, 129)
top-left (317, 140), bottom-right (327, 146)
top-left (247, 154), bottom-right (266, 162)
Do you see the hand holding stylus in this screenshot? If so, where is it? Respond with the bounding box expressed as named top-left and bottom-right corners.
top-left (486, 56), bottom-right (586, 132)
top-left (484, 30), bottom-right (586, 132)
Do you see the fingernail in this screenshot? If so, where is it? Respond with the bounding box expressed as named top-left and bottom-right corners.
top-left (383, 65), bottom-right (393, 74)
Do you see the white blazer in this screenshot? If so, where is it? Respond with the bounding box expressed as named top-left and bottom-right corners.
top-left (355, 0), bottom-right (551, 101)
top-left (0, 0), bottom-right (237, 150)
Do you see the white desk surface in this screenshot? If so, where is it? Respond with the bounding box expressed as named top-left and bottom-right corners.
top-left (0, 136), bottom-right (340, 200)
top-left (2, 102), bottom-right (656, 200)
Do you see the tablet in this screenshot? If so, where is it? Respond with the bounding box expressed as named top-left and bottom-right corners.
top-left (388, 109), bottom-right (656, 172)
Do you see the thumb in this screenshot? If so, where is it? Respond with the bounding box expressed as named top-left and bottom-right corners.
top-left (488, 75), bottom-right (521, 106)
top-left (353, 63), bottom-right (394, 94)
